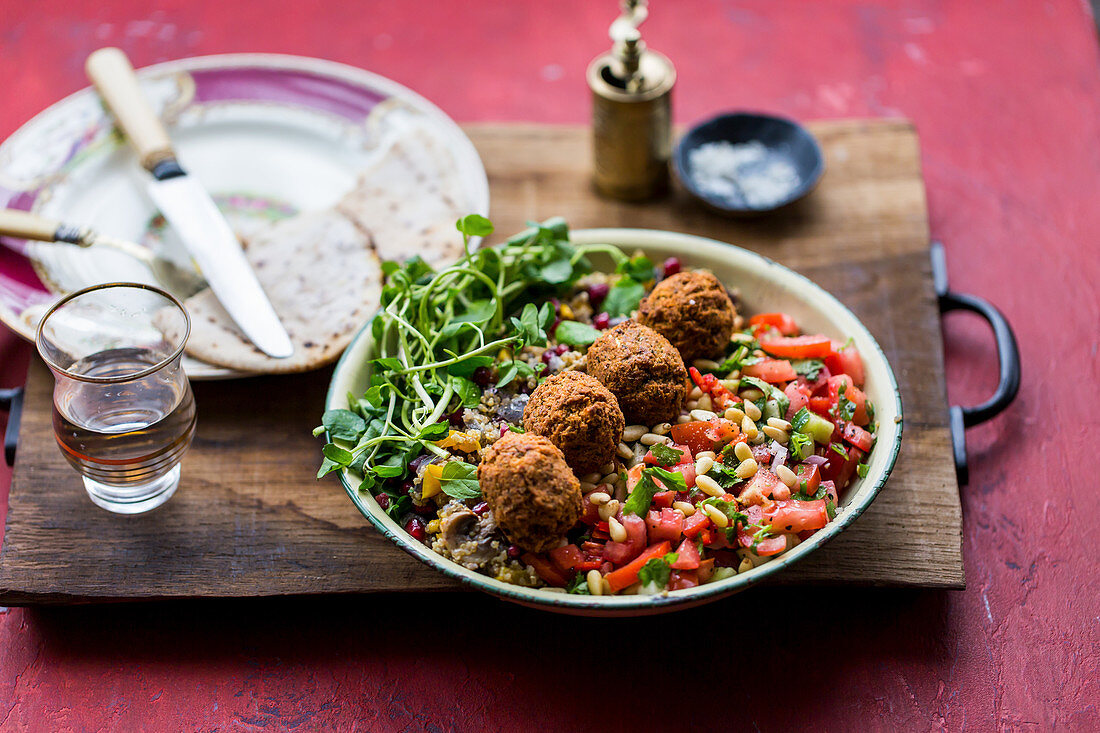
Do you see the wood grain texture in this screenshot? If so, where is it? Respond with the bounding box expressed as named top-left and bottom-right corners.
top-left (0, 119), bottom-right (962, 604)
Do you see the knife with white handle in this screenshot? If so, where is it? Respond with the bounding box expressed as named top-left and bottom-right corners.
top-left (85, 47), bottom-right (294, 358)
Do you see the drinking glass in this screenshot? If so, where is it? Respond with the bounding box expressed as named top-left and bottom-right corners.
top-left (35, 283), bottom-right (196, 514)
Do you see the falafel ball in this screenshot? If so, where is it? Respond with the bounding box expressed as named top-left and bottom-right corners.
top-left (478, 432), bottom-right (582, 553)
top-left (636, 270), bottom-right (737, 361)
top-left (522, 370), bottom-right (625, 474)
top-left (586, 320), bottom-right (688, 425)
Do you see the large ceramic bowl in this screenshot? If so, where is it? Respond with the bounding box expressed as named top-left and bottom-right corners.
top-left (326, 229), bottom-right (903, 615)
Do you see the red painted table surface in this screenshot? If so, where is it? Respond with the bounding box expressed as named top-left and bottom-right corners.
top-left (1, 1), bottom-right (1098, 729)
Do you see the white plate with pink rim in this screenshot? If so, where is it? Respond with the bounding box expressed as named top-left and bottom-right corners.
top-left (0, 53), bottom-right (489, 379)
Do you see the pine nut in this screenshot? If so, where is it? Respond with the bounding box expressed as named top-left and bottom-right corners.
top-left (696, 394), bottom-right (713, 411)
top-left (741, 415), bottom-right (759, 440)
top-left (608, 515), bottom-right (627, 542)
top-left (767, 417), bottom-right (792, 431)
top-left (695, 455), bottom-right (715, 475)
top-left (581, 472), bottom-right (602, 483)
top-left (775, 464), bottom-right (799, 488)
top-left (724, 407), bottom-right (746, 423)
top-left (731, 332), bottom-right (754, 343)
top-left (587, 569), bottom-right (604, 596)
top-left (726, 369), bottom-right (741, 380)
top-left (704, 504), bottom-right (729, 528)
top-left (751, 432), bottom-right (766, 445)
top-left (692, 358), bottom-right (721, 371)
top-left (695, 474), bottom-right (724, 497)
top-left (690, 409), bottom-right (718, 421)
top-left (579, 481), bottom-right (598, 491)
top-left (622, 424), bottom-right (647, 442)
top-left (719, 379), bottom-right (740, 391)
top-left (762, 425), bottom-right (789, 444)
top-left (589, 491), bottom-right (611, 505)
top-left (673, 501), bottom-right (696, 516)
top-left (743, 399), bottom-right (762, 421)
top-left (695, 450), bottom-right (717, 460)
top-left (651, 422), bottom-right (672, 436)
top-left (734, 441), bottom-right (753, 462)
top-left (741, 388), bottom-right (764, 402)
top-left (595, 476), bottom-right (614, 488)
top-left (676, 414), bottom-right (692, 424)
top-left (617, 443), bottom-right (634, 459)
top-left (614, 484), bottom-right (627, 501)
top-left (602, 578), bottom-right (613, 595)
top-left (735, 458), bottom-right (759, 479)
top-left (599, 499), bottom-right (621, 521)
top-left (640, 432), bottom-right (671, 446)
top-left (685, 400), bottom-right (699, 411)
top-left (738, 557), bottom-right (753, 573)
top-left (689, 386), bottom-right (704, 399)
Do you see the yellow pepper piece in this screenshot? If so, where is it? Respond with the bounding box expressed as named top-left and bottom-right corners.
top-left (559, 303), bottom-right (575, 320)
top-left (421, 463), bottom-right (445, 499)
top-left (436, 430), bottom-right (481, 453)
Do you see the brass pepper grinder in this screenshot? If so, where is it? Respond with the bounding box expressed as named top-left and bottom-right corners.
top-left (587, 0), bottom-right (676, 201)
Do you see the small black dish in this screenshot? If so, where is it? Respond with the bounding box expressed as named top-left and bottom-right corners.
top-left (672, 111), bottom-right (825, 217)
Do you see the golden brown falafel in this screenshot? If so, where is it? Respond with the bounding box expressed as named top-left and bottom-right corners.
top-left (586, 320), bottom-right (688, 425)
top-left (478, 432), bottom-right (582, 553)
top-left (636, 270), bottom-right (737, 361)
top-left (522, 370), bottom-right (625, 474)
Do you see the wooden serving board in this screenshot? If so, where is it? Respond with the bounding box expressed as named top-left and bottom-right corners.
top-left (0, 120), bottom-right (963, 604)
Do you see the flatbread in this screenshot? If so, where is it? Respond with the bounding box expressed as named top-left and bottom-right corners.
top-left (165, 210), bottom-right (382, 373)
top-left (336, 124), bottom-right (468, 269)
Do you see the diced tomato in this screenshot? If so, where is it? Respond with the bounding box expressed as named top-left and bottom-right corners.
top-left (670, 419), bottom-right (740, 455)
top-left (751, 444), bottom-right (773, 465)
top-left (689, 366), bottom-right (718, 392)
top-left (646, 507), bottom-right (685, 543)
top-left (595, 521), bottom-right (609, 534)
top-left (682, 511), bottom-right (710, 539)
top-left (521, 553), bottom-right (570, 587)
top-left (671, 537), bottom-right (701, 569)
top-left (821, 480), bottom-right (838, 505)
top-left (671, 462), bottom-right (697, 489)
top-left (700, 526), bottom-right (729, 549)
top-left (794, 463), bottom-right (821, 493)
top-left (827, 374), bottom-right (869, 425)
top-left (821, 445), bottom-right (862, 490)
top-left (760, 334), bottom-right (832, 359)
top-left (773, 480), bottom-right (792, 500)
top-left (668, 570), bottom-right (699, 591)
top-left (809, 396), bottom-right (834, 416)
top-left (841, 422), bottom-right (875, 452)
top-left (581, 540), bottom-right (605, 556)
top-left (549, 544), bottom-right (586, 573)
top-left (740, 467), bottom-right (779, 502)
top-left (749, 312), bottom-right (799, 336)
top-left (626, 463), bottom-right (643, 491)
top-left (580, 492), bottom-right (602, 525)
top-left (824, 341), bottom-right (865, 386)
top-left (604, 541), bottom-right (672, 593)
top-left (766, 499), bottom-right (829, 533)
top-left (652, 491), bottom-right (676, 509)
top-left (741, 358), bottom-right (798, 383)
top-left (642, 442), bottom-right (693, 466)
top-left (603, 514), bottom-right (648, 564)
top-left (754, 536), bottom-right (789, 556)
top-left (785, 382), bottom-right (811, 419)
top-left (689, 366), bottom-right (736, 409)
top-left (623, 513), bottom-right (647, 545)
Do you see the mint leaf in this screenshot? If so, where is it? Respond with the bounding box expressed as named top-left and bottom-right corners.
top-left (440, 460), bottom-right (481, 499)
top-left (623, 473), bottom-right (660, 516)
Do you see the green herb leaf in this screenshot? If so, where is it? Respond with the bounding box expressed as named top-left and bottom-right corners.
top-left (554, 320), bottom-right (602, 347)
top-left (856, 463), bottom-right (869, 479)
top-left (440, 460), bottom-right (481, 499)
top-left (447, 355), bottom-right (495, 378)
top-left (566, 572), bottom-right (591, 594)
top-left (602, 278), bottom-right (646, 317)
top-left (740, 375), bottom-right (790, 417)
top-left (788, 431), bottom-right (814, 461)
top-left (616, 255), bottom-right (656, 282)
top-left (316, 457), bottom-right (342, 479)
top-left (623, 473), bottom-right (660, 516)
top-left (645, 465), bottom-right (688, 492)
top-left (456, 213), bottom-right (494, 238)
top-left (830, 442), bottom-right (848, 458)
top-left (700, 497), bottom-right (751, 527)
top-left (374, 453), bottom-right (407, 478)
top-left (450, 375), bottom-right (482, 408)
top-left (538, 257), bottom-right (575, 284)
top-left (321, 409), bottom-right (367, 442)
top-left (450, 299), bottom-right (496, 324)
top-left (790, 359), bottom-right (824, 381)
top-left (322, 443), bottom-right (354, 466)
top-left (373, 357), bottom-right (404, 372)
top-left (647, 443), bottom-right (684, 467)
top-left (507, 425), bottom-right (526, 433)
top-left (495, 362), bottom-right (519, 388)
top-left (637, 554), bottom-right (678, 588)
top-left (418, 422), bottom-right (451, 441)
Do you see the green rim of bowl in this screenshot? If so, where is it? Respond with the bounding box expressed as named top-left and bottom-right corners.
top-left (325, 228), bottom-right (904, 614)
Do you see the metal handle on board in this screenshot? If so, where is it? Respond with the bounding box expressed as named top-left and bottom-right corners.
top-left (0, 386), bottom-right (23, 466)
top-left (932, 241), bottom-right (1021, 485)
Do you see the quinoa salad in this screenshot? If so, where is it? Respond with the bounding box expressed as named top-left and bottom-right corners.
top-left (317, 216), bottom-right (878, 597)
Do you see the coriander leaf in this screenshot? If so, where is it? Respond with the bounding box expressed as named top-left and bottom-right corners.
top-left (647, 443), bottom-right (684, 467)
top-left (791, 485), bottom-right (827, 501)
top-left (455, 213), bottom-right (494, 238)
top-left (825, 499), bottom-right (837, 519)
top-left (856, 463), bottom-right (869, 479)
top-left (623, 473), bottom-right (660, 516)
top-left (645, 465), bottom-right (688, 492)
top-left (447, 355), bottom-right (495, 378)
top-left (440, 460), bottom-right (481, 499)
top-left (790, 359), bottom-right (824, 381)
top-left (418, 422), bottom-right (451, 441)
top-left (830, 442), bottom-right (848, 458)
top-left (637, 556), bottom-right (674, 588)
top-left (741, 376), bottom-right (789, 416)
top-left (322, 409), bottom-right (367, 442)
top-left (602, 278), bottom-right (646, 317)
top-left (554, 320), bottom-right (602, 347)
top-left (567, 572), bottom-right (591, 595)
top-left (700, 497), bottom-right (751, 527)
top-left (789, 431), bottom-right (814, 461)
top-left (706, 466), bottom-right (744, 491)
top-left (496, 362), bottom-right (519, 388)
top-left (322, 443), bottom-right (354, 466)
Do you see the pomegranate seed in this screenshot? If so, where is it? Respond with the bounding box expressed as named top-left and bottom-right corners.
top-left (507, 545), bottom-right (522, 558)
top-left (593, 312), bottom-right (611, 330)
top-left (662, 257), bottom-right (681, 278)
top-left (550, 316), bottom-right (562, 335)
top-left (587, 282), bottom-right (610, 307)
top-left (412, 501), bottom-right (436, 517)
top-left (541, 350), bottom-right (555, 365)
top-left (404, 516), bottom-right (427, 542)
top-left (472, 501), bottom-right (489, 515)
top-left (374, 493), bottom-right (391, 510)
top-left (500, 426), bottom-right (510, 437)
top-left (448, 410), bottom-right (465, 427)
top-left (471, 366), bottom-right (492, 387)
top-left (555, 343), bottom-right (570, 355)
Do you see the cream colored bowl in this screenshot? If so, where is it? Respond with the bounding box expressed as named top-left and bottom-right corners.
top-left (326, 228), bottom-right (903, 615)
